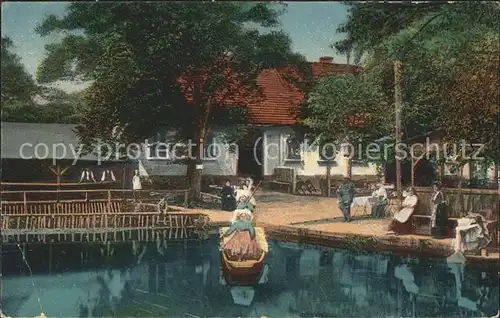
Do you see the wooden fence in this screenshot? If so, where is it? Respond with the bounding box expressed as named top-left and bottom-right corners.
top-left (0, 189), bottom-right (189, 214)
top-left (0, 188), bottom-right (206, 231)
top-left (1, 212), bottom-right (210, 231)
top-left (270, 167), bottom-right (297, 193)
top-left (414, 187), bottom-right (499, 218)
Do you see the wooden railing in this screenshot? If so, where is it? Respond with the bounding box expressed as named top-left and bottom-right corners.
top-left (414, 187), bottom-right (499, 218)
top-left (1, 189), bottom-right (190, 214)
top-left (1, 212), bottom-right (210, 230)
top-left (1, 182), bottom-right (115, 187)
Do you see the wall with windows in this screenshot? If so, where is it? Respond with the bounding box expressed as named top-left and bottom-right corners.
top-left (261, 126), bottom-right (378, 177)
top-left (138, 129), bottom-right (237, 177)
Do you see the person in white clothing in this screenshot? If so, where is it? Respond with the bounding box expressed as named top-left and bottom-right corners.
top-left (386, 187), bottom-right (418, 235)
top-left (132, 170), bottom-right (142, 201)
top-left (80, 168), bottom-right (96, 182)
top-left (371, 183), bottom-right (388, 218)
top-left (101, 169), bottom-right (116, 182)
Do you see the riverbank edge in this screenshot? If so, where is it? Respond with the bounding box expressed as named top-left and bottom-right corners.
top-left (210, 220), bottom-right (499, 268)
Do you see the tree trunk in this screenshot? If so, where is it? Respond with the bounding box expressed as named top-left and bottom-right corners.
top-left (186, 75), bottom-right (211, 204)
top-left (187, 156), bottom-right (203, 204)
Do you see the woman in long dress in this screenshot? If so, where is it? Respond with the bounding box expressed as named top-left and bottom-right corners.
top-left (386, 187), bottom-right (418, 235)
top-left (220, 180), bottom-right (237, 211)
top-left (430, 182), bottom-right (448, 238)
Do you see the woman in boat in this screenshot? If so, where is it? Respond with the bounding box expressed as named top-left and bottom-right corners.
top-left (220, 180), bottom-right (237, 211)
top-left (222, 211), bottom-right (262, 261)
top-left (386, 187), bottom-right (418, 235)
top-left (231, 194), bottom-right (255, 223)
top-left (430, 182), bottom-right (448, 238)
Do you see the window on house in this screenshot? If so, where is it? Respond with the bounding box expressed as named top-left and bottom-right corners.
top-left (204, 133), bottom-right (219, 160)
top-left (284, 134), bottom-right (302, 161)
top-left (318, 140), bottom-right (338, 162)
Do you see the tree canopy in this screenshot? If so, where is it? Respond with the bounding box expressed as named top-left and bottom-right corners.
top-left (302, 73), bottom-right (390, 144)
top-left (1, 37), bottom-right (37, 109)
top-left (1, 37), bottom-right (81, 124)
top-left (305, 2), bottom-right (500, 164)
top-left (36, 2), bottom-right (306, 199)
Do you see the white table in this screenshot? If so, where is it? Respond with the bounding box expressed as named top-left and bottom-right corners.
top-left (351, 196), bottom-right (373, 216)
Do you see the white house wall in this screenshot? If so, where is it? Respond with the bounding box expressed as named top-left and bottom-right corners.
top-left (262, 127), bottom-right (378, 177)
top-left (138, 129), bottom-right (237, 177)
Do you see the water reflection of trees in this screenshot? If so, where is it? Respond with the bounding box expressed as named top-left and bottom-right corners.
top-left (281, 248), bottom-right (498, 318)
top-left (4, 237), bottom-right (499, 317)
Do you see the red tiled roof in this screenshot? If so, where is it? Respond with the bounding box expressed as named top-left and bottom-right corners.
top-left (177, 61), bottom-right (362, 126)
top-left (248, 62), bottom-right (361, 125)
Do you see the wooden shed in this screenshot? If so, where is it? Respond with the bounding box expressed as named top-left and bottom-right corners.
top-left (0, 122), bottom-right (133, 189)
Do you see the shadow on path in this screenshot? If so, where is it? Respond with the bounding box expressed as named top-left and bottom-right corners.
top-left (254, 191), bottom-right (326, 203)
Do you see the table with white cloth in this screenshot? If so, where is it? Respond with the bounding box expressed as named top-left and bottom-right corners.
top-left (350, 196), bottom-right (373, 216)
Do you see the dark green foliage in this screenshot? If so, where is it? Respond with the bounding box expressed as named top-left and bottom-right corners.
top-left (318, 2), bottom-right (499, 163)
top-left (36, 3), bottom-right (305, 198)
top-left (1, 37), bottom-right (82, 124)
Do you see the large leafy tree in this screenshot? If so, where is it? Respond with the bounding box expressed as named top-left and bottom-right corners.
top-left (325, 2), bottom-right (499, 163)
top-left (36, 2), bottom-right (305, 200)
top-left (303, 73), bottom-right (390, 145)
top-left (1, 37), bottom-right (37, 117)
top-left (1, 37), bottom-right (81, 123)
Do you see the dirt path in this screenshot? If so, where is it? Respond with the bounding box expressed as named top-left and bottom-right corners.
top-left (205, 190), bottom-right (365, 226)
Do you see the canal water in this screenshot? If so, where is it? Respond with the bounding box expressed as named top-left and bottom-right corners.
top-left (2, 232), bottom-right (498, 317)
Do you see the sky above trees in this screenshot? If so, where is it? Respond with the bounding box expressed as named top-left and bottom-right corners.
top-left (1, 1), bottom-right (349, 93)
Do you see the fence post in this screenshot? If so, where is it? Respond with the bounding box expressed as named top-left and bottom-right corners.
top-left (107, 190), bottom-right (111, 204)
top-left (292, 169), bottom-right (297, 194)
top-left (85, 191), bottom-right (88, 202)
top-left (184, 190), bottom-right (189, 207)
top-left (23, 191), bottom-right (27, 214)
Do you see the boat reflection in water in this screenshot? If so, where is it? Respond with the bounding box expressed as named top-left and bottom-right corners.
top-left (219, 226), bottom-right (269, 306)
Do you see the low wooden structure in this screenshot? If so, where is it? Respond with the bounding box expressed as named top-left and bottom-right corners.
top-left (270, 167), bottom-right (297, 193)
top-left (0, 188), bottom-right (210, 231)
top-left (1, 188), bottom-right (189, 208)
top-left (411, 187), bottom-right (499, 250)
top-left (414, 187), bottom-right (499, 218)
top-left (200, 192), bottom-right (222, 205)
top-left (0, 122), bottom-right (131, 185)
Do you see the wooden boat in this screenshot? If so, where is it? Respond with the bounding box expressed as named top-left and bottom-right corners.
top-left (219, 227), bottom-right (268, 286)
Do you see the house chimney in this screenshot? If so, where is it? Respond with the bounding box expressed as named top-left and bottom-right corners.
top-left (319, 56), bottom-right (333, 63)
